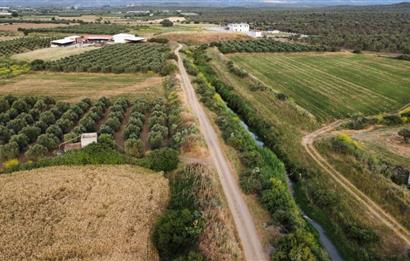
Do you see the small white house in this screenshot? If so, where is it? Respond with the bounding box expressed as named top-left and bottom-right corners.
top-left (113, 33), bottom-right (145, 43)
top-left (228, 23), bottom-right (250, 33)
top-left (81, 133), bottom-right (98, 148)
top-left (248, 31), bottom-right (263, 38)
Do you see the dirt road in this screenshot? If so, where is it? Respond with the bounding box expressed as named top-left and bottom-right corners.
top-left (302, 120), bottom-right (410, 246)
top-left (175, 44), bottom-right (268, 261)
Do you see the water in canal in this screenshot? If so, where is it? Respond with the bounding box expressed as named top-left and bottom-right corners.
top-left (237, 118), bottom-right (343, 261)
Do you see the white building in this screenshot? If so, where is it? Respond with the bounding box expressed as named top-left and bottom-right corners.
top-left (81, 133), bottom-right (97, 148)
top-left (248, 31), bottom-right (263, 38)
top-left (113, 33), bottom-right (145, 43)
top-left (228, 23), bottom-right (250, 33)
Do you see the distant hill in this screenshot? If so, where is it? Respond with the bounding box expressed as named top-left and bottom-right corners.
top-left (0, 0), bottom-right (409, 8)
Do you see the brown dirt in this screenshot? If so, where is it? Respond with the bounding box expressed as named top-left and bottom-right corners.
top-left (160, 32), bottom-right (250, 45)
top-left (0, 165), bottom-right (169, 261)
top-left (0, 23), bottom-right (70, 32)
top-left (114, 106), bottom-right (132, 150)
top-left (141, 112), bottom-right (151, 152)
top-left (0, 72), bottom-right (164, 102)
top-left (350, 125), bottom-right (410, 160)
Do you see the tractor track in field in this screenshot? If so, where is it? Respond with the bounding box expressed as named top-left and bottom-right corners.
top-left (302, 120), bottom-right (410, 246)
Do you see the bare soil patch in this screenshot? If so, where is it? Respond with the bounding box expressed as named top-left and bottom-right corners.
top-left (0, 165), bottom-right (169, 261)
top-left (160, 32), bottom-right (250, 45)
top-left (0, 72), bottom-right (164, 101)
top-left (0, 23), bottom-right (70, 32)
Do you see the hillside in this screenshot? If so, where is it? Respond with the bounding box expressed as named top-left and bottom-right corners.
top-left (0, 165), bottom-right (169, 261)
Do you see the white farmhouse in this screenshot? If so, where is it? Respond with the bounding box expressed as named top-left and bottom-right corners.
top-left (113, 33), bottom-right (145, 43)
top-left (228, 23), bottom-right (250, 33)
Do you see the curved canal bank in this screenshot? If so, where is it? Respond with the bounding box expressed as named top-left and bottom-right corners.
top-left (237, 117), bottom-right (343, 261)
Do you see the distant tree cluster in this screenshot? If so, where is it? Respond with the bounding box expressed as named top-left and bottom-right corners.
top-left (212, 39), bottom-right (334, 54)
top-left (191, 4), bottom-right (410, 53)
top-left (19, 23), bottom-right (129, 35)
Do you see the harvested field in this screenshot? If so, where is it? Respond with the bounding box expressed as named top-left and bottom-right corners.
top-left (229, 52), bottom-right (410, 121)
top-left (0, 23), bottom-right (70, 32)
top-left (0, 72), bottom-right (164, 101)
top-left (12, 46), bottom-right (99, 62)
top-left (0, 165), bottom-right (169, 261)
top-left (160, 32), bottom-right (250, 45)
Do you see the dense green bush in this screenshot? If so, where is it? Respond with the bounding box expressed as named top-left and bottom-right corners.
top-left (141, 148), bottom-right (179, 172)
top-left (25, 144), bottom-right (48, 161)
top-left (153, 209), bottom-right (203, 259)
top-left (0, 141), bottom-right (19, 160)
top-left (124, 138), bottom-right (145, 158)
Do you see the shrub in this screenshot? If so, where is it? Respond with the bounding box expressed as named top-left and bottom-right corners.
top-left (398, 128), bottom-right (410, 143)
top-left (9, 134), bottom-right (29, 151)
top-left (148, 131), bottom-right (164, 149)
top-left (3, 159), bottom-right (19, 170)
top-left (0, 142), bottom-right (19, 160)
top-left (0, 125), bottom-right (11, 144)
top-left (39, 111), bottom-right (56, 125)
top-left (98, 133), bottom-right (115, 148)
top-left (37, 133), bottom-right (59, 150)
top-left (160, 62), bottom-right (177, 76)
top-left (7, 118), bottom-right (26, 133)
top-left (144, 148), bottom-right (179, 172)
top-left (20, 126), bottom-right (41, 143)
top-left (11, 99), bottom-right (29, 113)
top-left (25, 144), bottom-right (48, 160)
top-left (124, 138), bottom-right (145, 158)
top-left (331, 133), bottom-right (362, 154)
top-left (153, 209), bottom-right (203, 259)
top-left (160, 19), bottom-right (174, 27)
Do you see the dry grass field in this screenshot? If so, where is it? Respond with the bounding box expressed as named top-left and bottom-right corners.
top-left (0, 23), bottom-right (70, 32)
top-left (0, 72), bottom-right (164, 101)
top-left (160, 32), bottom-right (250, 45)
top-left (0, 165), bottom-right (169, 261)
top-left (12, 46), bottom-right (99, 62)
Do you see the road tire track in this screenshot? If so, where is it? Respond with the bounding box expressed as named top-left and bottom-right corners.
top-left (302, 120), bottom-right (410, 246)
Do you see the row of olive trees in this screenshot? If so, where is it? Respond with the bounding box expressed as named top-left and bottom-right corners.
top-left (0, 97), bottom-right (92, 161)
top-left (0, 37), bottom-right (53, 57)
top-left (99, 97), bottom-right (129, 136)
top-left (124, 99), bottom-right (150, 158)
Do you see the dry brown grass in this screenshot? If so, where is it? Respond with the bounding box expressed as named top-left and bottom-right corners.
top-left (160, 32), bottom-right (250, 45)
top-left (0, 72), bottom-right (164, 102)
top-left (0, 23), bottom-right (70, 32)
top-left (0, 165), bottom-right (169, 261)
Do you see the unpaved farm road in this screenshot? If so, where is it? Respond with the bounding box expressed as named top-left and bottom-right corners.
top-left (175, 44), bottom-right (268, 261)
top-left (303, 120), bottom-right (410, 246)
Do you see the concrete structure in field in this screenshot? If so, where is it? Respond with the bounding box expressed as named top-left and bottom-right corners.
top-left (228, 23), bottom-right (250, 33)
top-left (113, 33), bottom-right (145, 43)
top-left (248, 31), bottom-right (263, 38)
top-left (81, 133), bottom-right (98, 148)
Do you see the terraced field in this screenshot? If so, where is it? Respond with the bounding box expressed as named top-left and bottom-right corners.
top-left (229, 52), bottom-right (410, 121)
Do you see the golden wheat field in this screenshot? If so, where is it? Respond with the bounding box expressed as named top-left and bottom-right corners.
top-left (0, 165), bottom-right (169, 261)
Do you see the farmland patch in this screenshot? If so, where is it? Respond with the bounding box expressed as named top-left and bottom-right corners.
top-left (230, 52), bottom-right (410, 121)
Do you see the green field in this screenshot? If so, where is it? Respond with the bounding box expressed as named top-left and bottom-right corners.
top-left (230, 52), bottom-right (410, 121)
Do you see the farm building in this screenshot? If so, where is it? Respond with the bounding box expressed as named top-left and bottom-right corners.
top-left (81, 133), bottom-right (98, 148)
top-left (113, 33), bottom-right (145, 43)
top-left (248, 31), bottom-right (263, 38)
top-left (228, 23), bottom-right (250, 33)
top-left (51, 37), bottom-right (77, 47)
